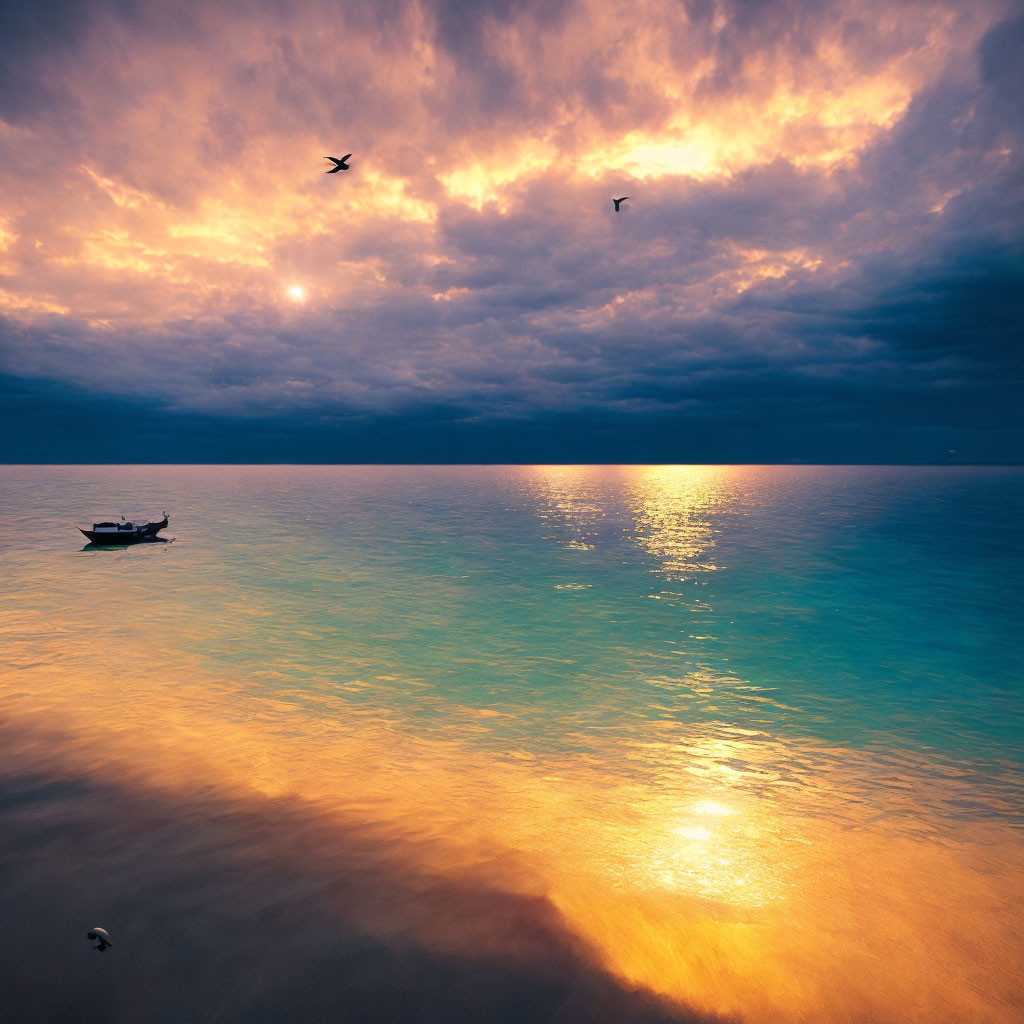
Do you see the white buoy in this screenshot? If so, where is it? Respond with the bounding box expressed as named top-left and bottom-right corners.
top-left (87, 927), bottom-right (112, 952)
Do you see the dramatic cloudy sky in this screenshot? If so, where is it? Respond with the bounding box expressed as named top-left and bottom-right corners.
top-left (0, 0), bottom-right (1021, 461)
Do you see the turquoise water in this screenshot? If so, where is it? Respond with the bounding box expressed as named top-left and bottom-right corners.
top-left (6, 465), bottom-right (1019, 760)
top-left (1, 465), bottom-right (1022, 1022)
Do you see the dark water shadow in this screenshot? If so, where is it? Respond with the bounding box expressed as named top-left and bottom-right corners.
top-left (79, 538), bottom-right (173, 552)
top-left (0, 724), bottom-right (730, 1024)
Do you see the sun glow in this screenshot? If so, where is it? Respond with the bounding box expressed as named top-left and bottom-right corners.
top-left (286, 284), bottom-right (306, 302)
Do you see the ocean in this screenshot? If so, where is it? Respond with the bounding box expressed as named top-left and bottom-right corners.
top-left (1, 465), bottom-right (1021, 1022)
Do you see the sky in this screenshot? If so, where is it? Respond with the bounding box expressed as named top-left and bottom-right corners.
top-left (0, 0), bottom-right (1021, 463)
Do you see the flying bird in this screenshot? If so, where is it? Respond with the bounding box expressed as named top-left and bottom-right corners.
top-left (324, 155), bottom-right (352, 173)
top-left (87, 927), bottom-right (112, 952)
top-left (612, 197), bottom-right (629, 212)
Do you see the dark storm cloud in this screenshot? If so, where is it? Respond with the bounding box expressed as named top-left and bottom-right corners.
top-left (0, 0), bottom-right (95, 119)
top-left (976, 11), bottom-right (1024, 144)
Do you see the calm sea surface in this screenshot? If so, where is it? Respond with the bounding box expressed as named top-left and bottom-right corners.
top-left (1, 465), bottom-right (1021, 1022)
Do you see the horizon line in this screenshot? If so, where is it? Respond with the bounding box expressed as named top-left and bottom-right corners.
top-left (2, 462), bottom-right (1021, 469)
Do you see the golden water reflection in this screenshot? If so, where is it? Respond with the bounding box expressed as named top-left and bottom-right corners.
top-left (4, 644), bottom-right (1022, 1024)
top-left (626, 465), bottom-right (738, 578)
top-left (519, 465), bottom-right (611, 551)
top-left (522, 465), bottom-right (740, 576)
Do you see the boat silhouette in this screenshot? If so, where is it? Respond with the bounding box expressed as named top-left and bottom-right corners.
top-left (79, 512), bottom-right (169, 546)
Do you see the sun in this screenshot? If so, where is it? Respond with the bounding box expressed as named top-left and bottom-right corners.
top-left (286, 284), bottom-right (306, 302)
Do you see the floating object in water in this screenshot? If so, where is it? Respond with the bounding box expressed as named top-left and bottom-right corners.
top-left (79, 512), bottom-right (169, 546)
top-left (86, 927), bottom-right (112, 952)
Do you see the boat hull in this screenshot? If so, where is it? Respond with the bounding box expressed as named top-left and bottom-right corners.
top-left (79, 529), bottom-right (167, 546)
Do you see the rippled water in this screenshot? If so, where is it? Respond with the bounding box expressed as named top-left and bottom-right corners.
top-left (1, 466), bottom-right (1021, 1022)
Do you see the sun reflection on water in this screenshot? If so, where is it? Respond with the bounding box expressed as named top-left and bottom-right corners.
top-left (4, 604), bottom-right (1023, 1023)
top-left (627, 465), bottom-right (738, 578)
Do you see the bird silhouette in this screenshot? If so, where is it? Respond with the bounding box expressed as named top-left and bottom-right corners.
top-left (87, 927), bottom-right (112, 952)
top-left (612, 197), bottom-right (629, 212)
top-left (324, 155), bottom-right (352, 173)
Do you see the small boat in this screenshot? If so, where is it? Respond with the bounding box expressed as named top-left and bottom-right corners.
top-left (80, 512), bottom-right (170, 546)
